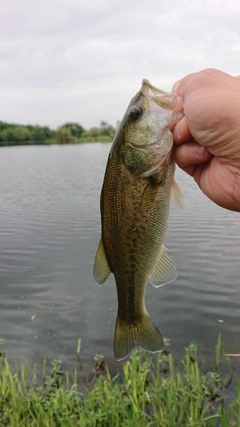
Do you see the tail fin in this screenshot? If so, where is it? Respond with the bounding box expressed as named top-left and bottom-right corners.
top-left (114, 315), bottom-right (164, 361)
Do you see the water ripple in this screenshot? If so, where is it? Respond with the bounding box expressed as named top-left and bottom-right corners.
top-left (0, 145), bottom-right (240, 365)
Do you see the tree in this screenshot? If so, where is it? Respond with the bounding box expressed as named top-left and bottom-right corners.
top-left (55, 127), bottom-right (74, 144)
top-left (83, 127), bottom-right (100, 138)
top-left (30, 125), bottom-right (46, 141)
top-left (2, 127), bottom-right (17, 141)
top-left (0, 121), bottom-right (9, 132)
top-left (63, 122), bottom-right (85, 138)
top-left (100, 121), bottom-right (108, 133)
top-left (42, 126), bottom-right (55, 139)
top-left (100, 121), bottom-right (116, 138)
top-left (13, 127), bottom-right (30, 141)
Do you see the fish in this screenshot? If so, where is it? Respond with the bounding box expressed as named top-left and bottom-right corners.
top-left (93, 79), bottom-right (184, 361)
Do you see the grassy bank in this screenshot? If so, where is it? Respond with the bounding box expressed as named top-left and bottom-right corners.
top-left (0, 337), bottom-right (239, 426)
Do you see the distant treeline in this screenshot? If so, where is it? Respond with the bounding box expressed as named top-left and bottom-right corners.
top-left (0, 120), bottom-right (117, 146)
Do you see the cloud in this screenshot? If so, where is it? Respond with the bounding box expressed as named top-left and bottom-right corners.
top-left (0, 0), bottom-right (240, 128)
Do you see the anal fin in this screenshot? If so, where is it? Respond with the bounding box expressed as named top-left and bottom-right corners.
top-left (149, 245), bottom-right (177, 288)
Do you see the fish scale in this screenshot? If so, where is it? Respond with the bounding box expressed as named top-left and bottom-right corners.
top-left (93, 79), bottom-right (184, 360)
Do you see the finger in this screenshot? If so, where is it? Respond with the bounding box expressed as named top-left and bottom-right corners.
top-left (172, 80), bottom-right (181, 93)
top-left (172, 69), bottom-right (227, 98)
top-left (174, 141), bottom-right (212, 176)
top-left (172, 71), bottom-right (200, 98)
top-left (173, 117), bottom-right (192, 144)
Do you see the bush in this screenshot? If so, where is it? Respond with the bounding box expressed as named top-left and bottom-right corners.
top-left (55, 127), bottom-right (75, 144)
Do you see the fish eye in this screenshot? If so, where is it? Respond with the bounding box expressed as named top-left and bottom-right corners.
top-left (130, 106), bottom-right (143, 121)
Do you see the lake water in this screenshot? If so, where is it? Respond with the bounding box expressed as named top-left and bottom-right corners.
top-left (0, 144), bottom-right (240, 379)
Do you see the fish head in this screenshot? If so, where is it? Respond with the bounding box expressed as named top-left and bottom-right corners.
top-left (114, 79), bottom-right (184, 177)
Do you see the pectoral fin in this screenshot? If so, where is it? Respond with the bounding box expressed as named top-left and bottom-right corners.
top-left (171, 180), bottom-right (184, 210)
top-left (93, 239), bottom-right (111, 285)
top-left (149, 245), bottom-right (177, 288)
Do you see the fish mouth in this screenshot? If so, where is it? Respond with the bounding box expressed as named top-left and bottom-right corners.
top-left (141, 78), bottom-right (184, 120)
top-left (141, 79), bottom-right (176, 109)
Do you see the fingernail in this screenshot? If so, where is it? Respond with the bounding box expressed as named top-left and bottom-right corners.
top-left (174, 123), bottom-right (181, 140)
top-left (172, 80), bottom-right (180, 92)
top-left (196, 145), bottom-right (205, 156)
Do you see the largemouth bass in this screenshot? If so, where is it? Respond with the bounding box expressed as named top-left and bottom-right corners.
top-left (93, 79), bottom-right (184, 361)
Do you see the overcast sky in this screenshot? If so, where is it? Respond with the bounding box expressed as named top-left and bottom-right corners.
top-left (0, 0), bottom-right (239, 129)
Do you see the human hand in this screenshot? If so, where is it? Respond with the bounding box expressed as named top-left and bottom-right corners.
top-left (172, 68), bottom-right (240, 211)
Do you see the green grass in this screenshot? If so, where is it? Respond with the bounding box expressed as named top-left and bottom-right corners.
top-left (0, 337), bottom-right (239, 426)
